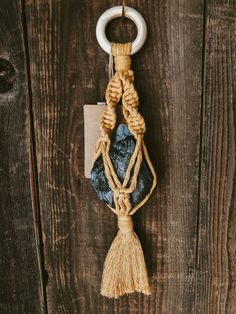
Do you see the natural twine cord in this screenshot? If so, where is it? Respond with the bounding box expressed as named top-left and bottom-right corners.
top-left (92, 42), bottom-right (157, 298)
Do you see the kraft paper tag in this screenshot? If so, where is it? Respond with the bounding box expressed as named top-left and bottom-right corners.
top-left (84, 104), bottom-right (105, 178)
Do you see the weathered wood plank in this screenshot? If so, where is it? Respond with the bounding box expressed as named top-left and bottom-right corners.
top-left (195, 1), bottom-right (236, 313)
top-left (25, 0), bottom-right (203, 313)
top-left (0, 1), bottom-right (45, 313)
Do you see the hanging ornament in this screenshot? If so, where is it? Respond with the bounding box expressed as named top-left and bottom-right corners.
top-left (90, 5), bottom-right (157, 298)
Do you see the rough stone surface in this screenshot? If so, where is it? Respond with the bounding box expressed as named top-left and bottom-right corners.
top-left (90, 124), bottom-right (154, 208)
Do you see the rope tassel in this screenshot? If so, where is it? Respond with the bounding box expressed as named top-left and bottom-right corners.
top-left (91, 43), bottom-right (157, 298)
top-left (101, 215), bottom-right (150, 298)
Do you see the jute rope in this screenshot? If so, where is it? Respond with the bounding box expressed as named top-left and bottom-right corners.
top-left (92, 42), bottom-right (157, 298)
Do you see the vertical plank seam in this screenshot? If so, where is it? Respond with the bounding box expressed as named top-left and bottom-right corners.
top-left (20, 1), bottom-right (48, 313)
top-left (194, 0), bottom-right (208, 312)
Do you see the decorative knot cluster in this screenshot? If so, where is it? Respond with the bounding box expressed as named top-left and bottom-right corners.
top-left (100, 42), bottom-right (146, 139)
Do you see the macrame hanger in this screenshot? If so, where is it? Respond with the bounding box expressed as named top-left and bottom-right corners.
top-left (93, 6), bottom-right (156, 299)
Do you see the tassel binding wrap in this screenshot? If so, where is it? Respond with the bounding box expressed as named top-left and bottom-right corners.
top-left (91, 43), bottom-right (157, 298)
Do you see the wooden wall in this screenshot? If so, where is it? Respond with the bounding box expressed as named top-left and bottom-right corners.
top-left (0, 0), bottom-right (235, 313)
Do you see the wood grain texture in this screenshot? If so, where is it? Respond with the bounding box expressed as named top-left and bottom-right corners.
top-left (0, 1), bottom-right (45, 313)
top-left (195, 1), bottom-right (236, 313)
top-left (24, 0), bottom-right (204, 313)
top-left (1, 0), bottom-right (235, 313)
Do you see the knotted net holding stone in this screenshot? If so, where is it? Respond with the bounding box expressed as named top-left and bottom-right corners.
top-left (92, 42), bottom-right (156, 218)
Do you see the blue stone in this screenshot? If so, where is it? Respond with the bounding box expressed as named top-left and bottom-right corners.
top-left (90, 124), bottom-right (154, 208)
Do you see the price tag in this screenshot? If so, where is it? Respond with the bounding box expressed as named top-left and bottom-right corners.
top-left (83, 104), bottom-right (105, 178)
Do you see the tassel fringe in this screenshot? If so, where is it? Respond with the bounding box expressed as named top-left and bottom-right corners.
top-left (101, 229), bottom-right (150, 298)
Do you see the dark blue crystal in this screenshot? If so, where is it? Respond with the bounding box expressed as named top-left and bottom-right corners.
top-left (90, 124), bottom-right (154, 208)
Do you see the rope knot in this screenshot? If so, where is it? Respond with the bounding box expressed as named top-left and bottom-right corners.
top-left (128, 111), bottom-right (146, 136)
top-left (112, 43), bottom-right (132, 72)
top-left (118, 215), bottom-right (133, 233)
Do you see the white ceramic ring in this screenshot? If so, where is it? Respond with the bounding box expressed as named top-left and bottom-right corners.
top-left (96, 6), bottom-right (147, 55)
